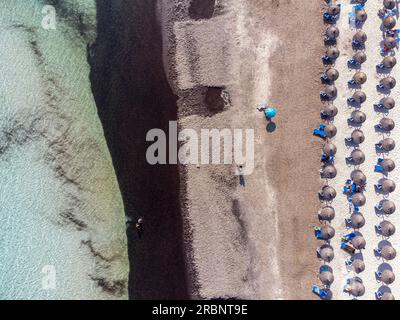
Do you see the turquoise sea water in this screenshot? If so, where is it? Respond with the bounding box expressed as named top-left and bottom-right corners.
top-left (0, 1), bottom-right (128, 299)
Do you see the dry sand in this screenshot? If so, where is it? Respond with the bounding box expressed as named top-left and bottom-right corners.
top-left (327, 1), bottom-right (400, 300)
top-left (160, 0), bottom-right (323, 299)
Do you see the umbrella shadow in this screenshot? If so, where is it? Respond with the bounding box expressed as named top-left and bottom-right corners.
top-left (352, 42), bottom-right (365, 51)
top-left (374, 124), bottom-right (392, 134)
top-left (266, 121), bottom-right (276, 133)
top-left (347, 119), bottom-right (363, 128)
top-left (377, 262), bottom-right (393, 273)
top-left (344, 138), bottom-right (362, 147)
top-left (375, 240), bottom-right (393, 258)
top-left (375, 145), bottom-right (390, 155)
top-left (324, 38), bottom-right (337, 46)
top-left (376, 66), bottom-right (392, 75)
top-left (376, 285), bottom-right (392, 300)
top-left (373, 103), bottom-right (390, 115)
top-left (376, 85), bottom-right (393, 95)
top-left (346, 99), bottom-right (363, 109)
top-left (348, 82), bottom-right (362, 90)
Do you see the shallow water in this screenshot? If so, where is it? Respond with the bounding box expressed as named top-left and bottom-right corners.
top-left (0, 1), bottom-right (128, 299)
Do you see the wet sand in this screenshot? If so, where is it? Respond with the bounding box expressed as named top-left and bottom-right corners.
top-left (89, 0), bottom-right (189, 299)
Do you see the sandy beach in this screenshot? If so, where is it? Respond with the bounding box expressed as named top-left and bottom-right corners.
top-left (7, 0), bottom-right (400, 301)
top-left (326, 1), bottom-right (400, 300)
top-left (160, 0), bottom-right (324, 299)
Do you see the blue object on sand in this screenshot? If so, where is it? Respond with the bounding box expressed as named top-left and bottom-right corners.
top-left (375, 165), bottom-right (384, 173)
top-left (264, 108), bottom-right (277, 119)
top-left (353, 4), bottom-right (364, 10)
top-left (312, 285), bottom-right (328, 299)
top-left (343, 232), bottom-right (356, 241)
top-left (313, 129), bottom-right (327, 139)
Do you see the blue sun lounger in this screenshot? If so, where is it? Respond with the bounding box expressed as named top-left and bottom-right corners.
top-left (314, 229), bottom-right (323, 240)
top-left (375, 165), bottom-right (385, 173)
top-left (313, 124), bottom-right (327, 138)
top-left (312, 285), bottom-right (328, 300)
top-left (342, 232), bottom-right (356, 242)
top-left (321, 154), bottom-right (334, 163)
top-left (314, 129), bottom-right (327, 138)
top-left (353, 4), bottom-right (364, 11)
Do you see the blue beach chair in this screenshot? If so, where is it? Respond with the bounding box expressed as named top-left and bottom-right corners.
top-left (342, 232), bottom-right (356, 242)
top-left (312, 285), bottom-right (328, 300)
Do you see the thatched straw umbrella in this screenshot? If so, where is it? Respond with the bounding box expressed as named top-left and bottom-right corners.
top-left (350, 110), bottom-right (366, 124)
top-left (352, 91), bottom-right (367, 104)
top-left (381, 245), bottom-right (397, 260)
top-left (352, 193), bottom-right (366, 206)
top-left (352, 259), bottom-right (365, 274)
top-left (353, 52), bottom-right (367, 64)
top-left (350, 149), bottom-right (365, 165)
top-left (351, 129), bottom-right (365, 144)
top-left (356, 9), bottom-right (367, 23)
top-left (383, 16), bottom-right (396, 29)
top-left (319, 245), bottom-right (334, 262)
top-left (382, 56), bottom-right (397, 68)
top-left (384, 37), bottom-right (397, 49)
top-left (349, 281), bottom-right (365, 297)
top-left (325, 124), bottom-right (337, 138)
top-left (382, 97), bottom-right (395, 109)
top-left (353, 71), bottom-right (367, 84)
top-left (382, 292), bottom-right (395, 300)
top-left (320, 225), bottom-right (335, 240)
top-left (322, 105), bottom-right (338, 117)
top-left (351, 170), bottom-right (367, 185)
top-left (381, 179), bottom-right (396, 193)
top-left (352, 236), bottom-right (366, 250)
top-left (326, 47), bottom-right (340, 59)
top-left (379, 221), bottom-right (396, 237)
top-left (320, 186), bottom-right (336, 201)
top-left (327, 5), bottom-right (341, 16)
top-left (319, 271), bottom-right (334, 286)
top-left (382, 200), bottom-right (396, 215)
top-left (353, 31), bottom-right (367, 43)
top-left (323, 143), bottom-right (337, 156)
top-left (326, 26), bottom-right (339, 39)
top-left (324, 85), bottom-right (338, 98)
top-left (379, 118), bottom-right (395, 131)
top-left (319, 206), bottom-right (335, 221)
top-left (380, 77), bottom-right (396, 89)
top-left (321, 165), bottom-right (337, 179)
top-left (350, 213), bottom-right (366, 229)
top-left (380, 270), bottom-right (396, 285)
top-left (384, 0), bottom-right (396, 10)
top-left (381, 159), bottom-right (396, 172)
top-left (325, 68), bottom-right (339, 81)
top-left (380, 138), bottom-right (396, 151)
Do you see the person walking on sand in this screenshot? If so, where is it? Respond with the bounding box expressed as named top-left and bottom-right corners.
top-left (135, 217), bottom-right (144, 238)
top-left (238, 165), bottom-right (245, 187)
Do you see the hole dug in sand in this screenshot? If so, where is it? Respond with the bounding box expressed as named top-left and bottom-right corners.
top-left (188, 0), bottom-right (216, 20)
top-left (204, 86), bottom-right (228, 113)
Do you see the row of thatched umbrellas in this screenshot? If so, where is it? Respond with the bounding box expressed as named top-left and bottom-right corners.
top-left (372, 0), bottom-right (399, 298)
top-left (315, 2), bottom-right (342, 296)
top-left (346, 0), bottom-right (398, 298)
top-left (317, 1), bottom-right (398, 299)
